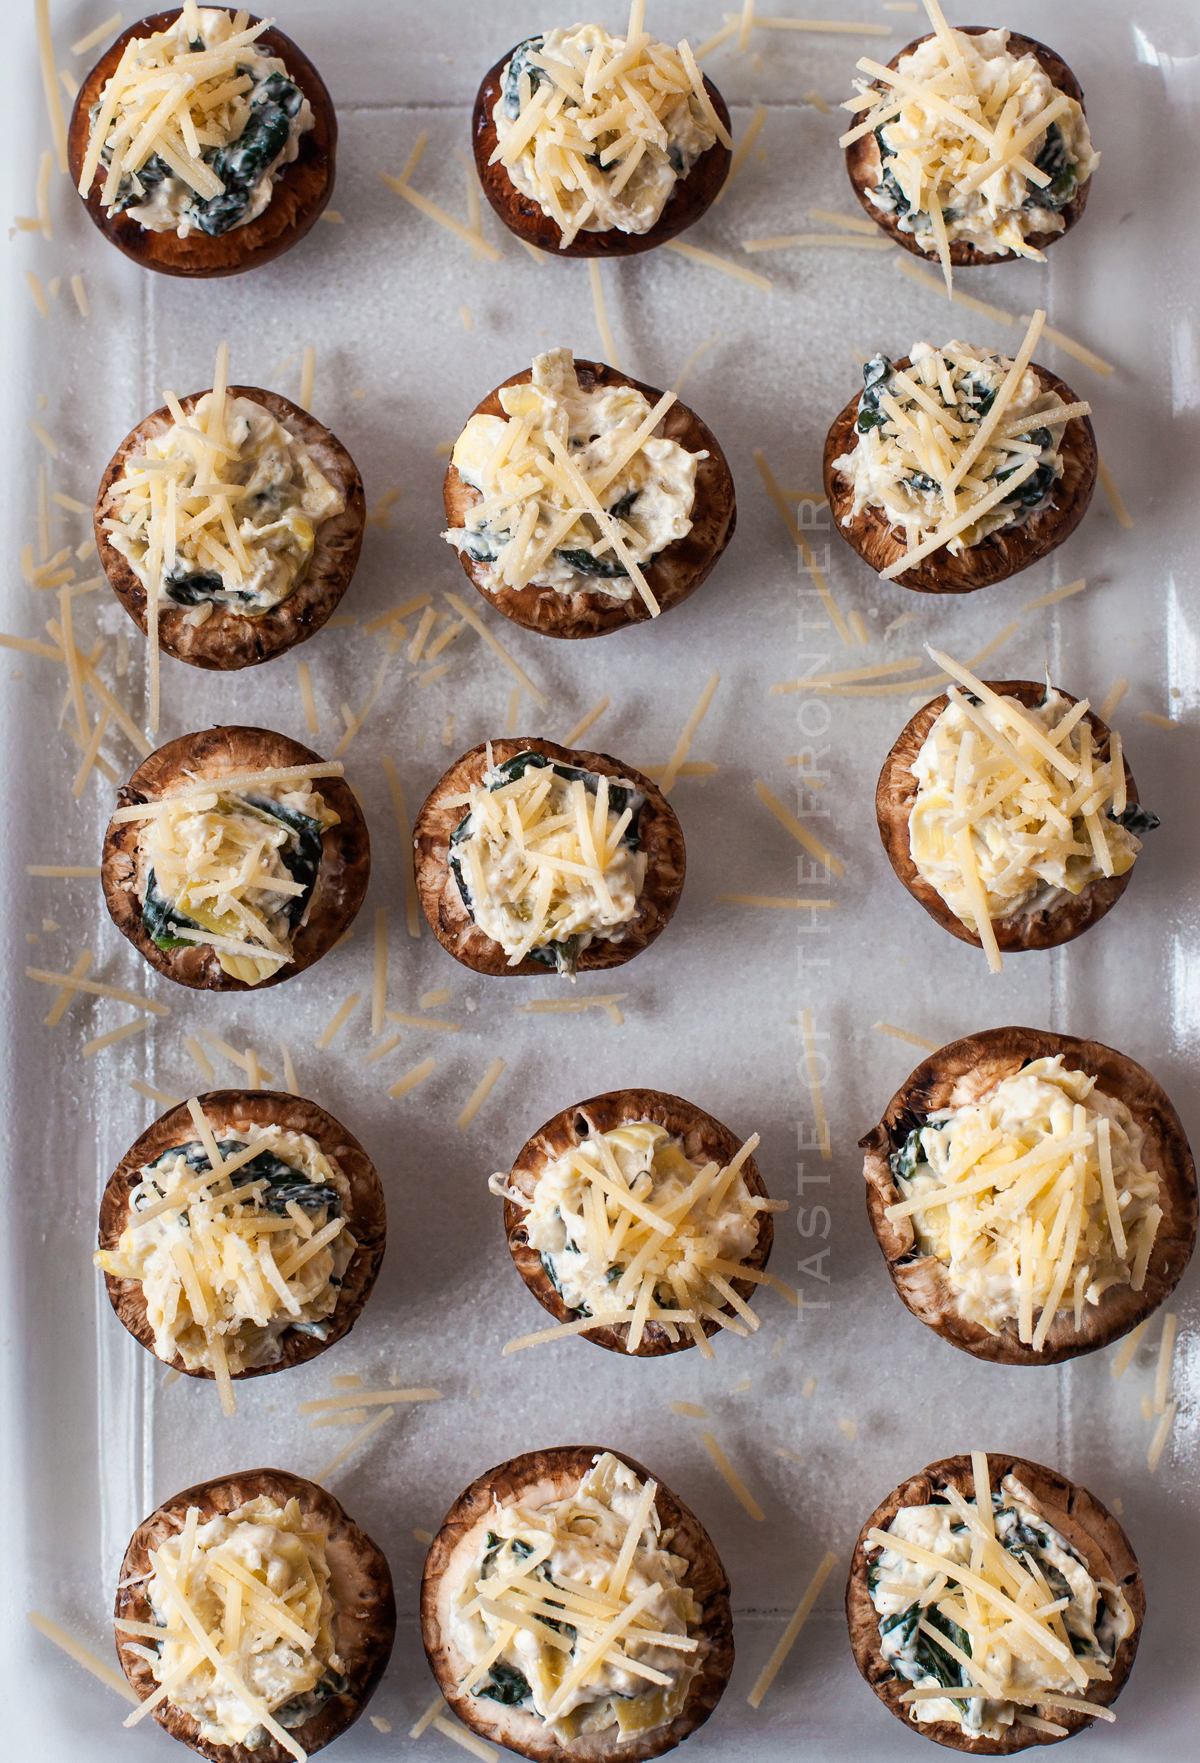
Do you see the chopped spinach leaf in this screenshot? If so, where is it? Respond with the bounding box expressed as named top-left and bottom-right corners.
top-left (145, 1138), bottom-right (340, 1217)
top-left (479, 1661), bottom-right (532, 1706)
top-left (162, 566), bottom-right (234, 608)
top-left (608, 489), bottom-right (639, 520)
top-left (1109, 802), bottom-right (1159, 835)
top-left (999, 459), bottom-right (1057, 508)
top-left (501, 39), bottom-right (546, 120)
top-left (556, 548), bottom-right (629, 579)
top-left (889, 1126), bottom-right (925, 1183)
top-left (857, 353), bottom-right (894, 432)
top-left (142, 868), bottom-right (204, 952)
top-left (528, 934), bottom-right (584, 979)
top-left (194, 73), bottom-right (305, 236)
top-left (244, 795), bottom-right (324, 930)
top-left (1024, 124), bottom-right (1078, 211)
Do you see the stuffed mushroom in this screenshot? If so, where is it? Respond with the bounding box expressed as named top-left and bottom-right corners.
top-left (841, 18), bottom-right (1097, 267)
top-left (95, 346), bottom-right (365, 671)
top-left (414, 739), bottom-right (685, 979)
top-left (96, 1089), bottom-right (386, 1408)
top-left (443, 349), bottom-right (736, 638)
top-left (70, 7), bottom-right (336, 277)
top-left (490, 1088), bottom-right (778, 1357)
top-left (823, 335), bottom-right (1096, 593)
top-left (421, 1446), bottom-right (733, 1761)
top-left (859, 1027), bottom-right (1197, 1365)
top-left (102, 726), bottom-right (370, 991)
top-left (847, 1452), bottom-right (1142, 1751)
top-left (875, 663), bottom-right (1153, 967)
top-left (472, 23), bottom-right (732, 257)
top-left (114, 1467), bottom-right (394, 1759)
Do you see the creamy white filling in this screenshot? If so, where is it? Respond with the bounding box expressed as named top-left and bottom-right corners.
top-left (871, 1474), bottom-right (1132, 1739)
top-left (445, 347), bottom-right (701, 598)
top-left (866, 29), bottom-right (1098, 258)
top-left (448, 1452), bottom-right (700, 1739)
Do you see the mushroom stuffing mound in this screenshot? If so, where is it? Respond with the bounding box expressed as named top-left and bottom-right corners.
top-left (847, 1452), bottom-right (1143, 1752)
top-left (859, 1027), bottom-right (1197, 1365)
top-left (472, 18), bottom-right (732, 256)
top-left (875, 659), bottom-right (1154, 968)
top-left (102, 726), bottom-right (370, 991)
top-left (823, 318), bottom-right (1096, 593)
top-left (443, 349), bottom-right (736, 637)
top-left (69, 6), bottom-right (336, 276)
top-left (96, 1089), bottom-right (386, 1411)
top-left (114, 1467), bottom-right (395, 1760)
top-left (421, 1446), bottom-right (733, 1762)
top-left (491, 1089), bottom-right (780, 1357)
top-left (95, 342), bottom-right (365, 677)
top-left (840, 9), bottom-right (1097, 274)
top-left (414, 739), bottom-right (685, 979)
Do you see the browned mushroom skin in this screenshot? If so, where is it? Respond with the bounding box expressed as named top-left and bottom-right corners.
top-left (413, 739), bottom-right (686, 977)
top-left (102, 726), bottom-right (370, 992)
top-left (501, 1088), bottom-right (773, 1356)
top-left (95, 387), bottom-right (365, 669)
top-left (876, 682), bottom-right (1138, 953)
top-left (98, 1089), bottom-right (386, 1379)
top-left (443, 362), bottom-right (737, 638)
top-left (421, 1446), bottom-right (734, 1763)
top-left (823, 361), bottom-right (1096, 594)
top-left (846, 1454), bottom-right (1144, 1753)
top-left (859, 1028), bottom-right (1198, 1366)
top-left (844, 30), bottom-right (1092, 265)
top-left (472, 51), bottom-right (732, 258)
top-left (115, 1468), bottom-right (395, 1761)
top-left (69, 12), bottom-right (336, 277)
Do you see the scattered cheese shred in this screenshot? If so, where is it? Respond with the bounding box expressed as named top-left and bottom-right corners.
top-left (445, 592), bottom-right (549, 709)
top-left (754, 779), bottom-right (845, 878)
top-left (316, 991), bottom-right (360, 1049)
top-left (716, 894), bottom-right (835, 911)
top-left (754, 449), bottom-right (853, 646)
top-left (410, 1693), bottom-right (448, 1739)
top-left (380, 170), bottom-right (502, 260)
top-left (381, 756), bottom-right (422, 938)
top-left (457, 1057), bottom-right (506, 1131)
top-left (28, 966), bottom-right (169, 1016)
top-left (660, 671), bottom-right (720, 794)
top-left (82, 1016), bottom-right (151, 1057)
top-left (70, 12), bottom-right (123, 56)
top-left (564, 695), bottom-right (610, 747)
top-left (1109, 1316), bottom-right (1149, 1379)
top-left (716, 103), bottom-right (769, 204)
top-left (298, 1389), bottom-right (442, 1416)
top-left (312, 1407), bottom-right (396, 1485)
top-left (698, 1432), bottom-right (764, 1521)
top-left (296, 661), bottom-right (319, 734)
top-left (388, 1056), bottom-right (436, 1100)
top-left (372, 908), bottom-right (388, 1036)
top-left (1147, 1401), bottom-right (1178, 1474)
top-left (386, 1012), bottom-right (461, 1033)
top-left (742, 231), bottom-right (894, 253)
top-left (1020, 577), bottom-right (1087, 613)
top-left (771, 656), bottom-right (922, 694)
top-left (1153, 1313), bottom-right (1177, 1415)
top-left (588, 260), bottom-right (621, 370)
top-left (27, 1610), bottom-right (141, 1706)
top-left (669, 1400), bottom-right (708, 1418)
top-left (664, 237), bottom-right (771, 292)
top-left (872, 1020), bottom-right (939, 1052)
top-left (800, 1007), bottom-right (832, 1161)
top-left (1096, 456), bottom-right (1134, 529)
top-left (431, 1715), bottom-right (499, 1763)
top-left (747, 1550), bottom-right (839, 1709)
top-left (35, 0), bottom-right (69, 172)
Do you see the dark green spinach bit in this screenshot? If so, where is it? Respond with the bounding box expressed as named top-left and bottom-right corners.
top-left (194, 73), bottom-right (305, 237)
top-left (162, 566), bottom-right (234, 608)
top-left (1109, 802), bottom-right (1159, 835)
top-left (479, 1661), bottom-right (532, 1706)
top-left (857, 354), bottom-right (894, 432)
top-left (998, 460), bottom-right (1057, 508)
top-left (244, 795), bottom-right (324, 931)
top-left (275, 1670), bottom-right (349, 1728)
top-left (146, 1138), bottom-right (340, 1218)
top-left (557, 549), bottom-right (629, 579)
top-left (608, 489), bottom-right (639, 520)
top-left (142, 869), bottom-right (204, 952)
top-left (883, 1605), bottom-right (969, 1690)
top-left (528, 934), bottom-right (584, 978)
top-left (501, 40), bottom-right (547, 119)
top-left (889, 1126), bottom-right (925, 1183)
top-left (1024, 124), bottom-right (1078, 212)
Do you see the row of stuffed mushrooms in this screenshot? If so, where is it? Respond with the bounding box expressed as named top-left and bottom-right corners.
top-left (113, 1443), bottom-right (1143, 1763)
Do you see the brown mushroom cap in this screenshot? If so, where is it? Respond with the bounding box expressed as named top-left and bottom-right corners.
top-left (846, 1453), bottom-right (1144, 1753)
top-left (115, 1467), bottom-right (395, 1761)
top-left (101, 726), bottom-right (370, 992)
top-left (500, 1088), bottom-right (773, 1356)
top-left (421, 1445), bottom-right (733, 1763)
top-left (844, 30), bottom-right (1092, 265)
top-left (98, 1089), bottom-right (386, 1380)
top-left (69, 12), bottom-right (336, 277)
top-left (443, 361), bottom-right (736, 638)
top-left (823, 361), bottom-right (1096, 594)
top-left (859, 1027), bottom-right (1198, 1365)
top-left (95, 386), bottom-right (365, 669)
top-left (472, 50), bottom-right (731, 257)
top-left (875, 681), bottom-right (1140, 953)
top-left (413, 739), bottom-right (686, 977)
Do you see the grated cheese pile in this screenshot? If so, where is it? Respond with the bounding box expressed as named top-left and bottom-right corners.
top-left (885, 1058), bottom-right (1162, 1348)
top-left (832, 337), bottom-right (1089, 562)
top-left (446, 347), bottom-right (703, 610)
top-left (840, 9), bottom-right (1099, 274)
top-left (103, 352), bottom-right (344, 622)
top-left (95, 1122), bottom-right (355, 1386)
top-left (491, 24), bottom-right (728, 247)
top-left (449, 748), bottom-right (648, 979)
top-left (120, 1494), bottom-right (341, 1758)
top-left (907, 657), bottom-right (1144, 972)
top-left (113, 770), bottom-right (340, 984)
top-left (867, 1455), bottom-right (1133, 1740)
top-left (490, 1119), bottom-right (773, 1354)
top-left (448, 1451), bottom-right (702, 1739)
top-left (78, 5), bottom-right (313, 238)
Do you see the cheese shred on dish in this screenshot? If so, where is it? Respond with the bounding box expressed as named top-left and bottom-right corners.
top-left (907, 667), bottom-right (1146, 948)
top-left (832, 339), bottom-right (1089, 563)
top-left (446, 347), bottom-right (703, 609)
top-left (104, 347), bottom-right (344, 621)
top-left (120, 1494), bottom-right (343, 1755)
top-left (118, 772), bottom-right (339, 984)
top-left (95, 1124), bottom-right (355, 1376)
top-left (449, 1452), bottom-right (703, 1739)
top-left (841, 12), bottom-right (1099, 266)
top-left (78, 5), bottom-right (314, 238)
top-left (867, 1456), bottom-right (1133, 1740)
top-left (492, 25), bottom-right (727, 246)
top-left (448, 748), bottom-right (648, 978)
top-left (885, 1058), bottom-right (1163, 1348)
top-left (491, 1119), bottom-right (774, 1353)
